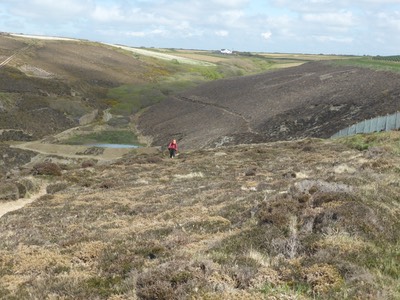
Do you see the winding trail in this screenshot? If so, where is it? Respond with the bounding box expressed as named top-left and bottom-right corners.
top-left (173, 96), bottom-right (259, 135)
top-left (0, 182), bottom-right (47, 219)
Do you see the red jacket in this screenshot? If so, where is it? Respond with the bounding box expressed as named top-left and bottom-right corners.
top-left (168, 142), bottom-right (178, 151)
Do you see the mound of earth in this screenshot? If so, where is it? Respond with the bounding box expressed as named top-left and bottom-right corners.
top-left (138, 61), bottom-right (400, 149)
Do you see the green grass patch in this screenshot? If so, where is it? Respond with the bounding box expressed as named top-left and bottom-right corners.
top-left (107, 80), bottom-right (197, 115)
top-left (339, 131), bottom-right (400, 153)
top-left (62, 130), bottom-right (142, 145)
top-left (332, 57), bottom-right (400, 73)
top-left (340, 134), bottom-right (375, 151)
top-left (260, 282), bottom-right (311, 298)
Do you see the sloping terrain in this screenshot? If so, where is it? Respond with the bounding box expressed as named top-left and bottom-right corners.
top-left (1, 33), bottom-right (399, 300)
top-left (0, 35), bottom-right (150, 139)
top-left (138, 61), bottom-right (400, 149)
top-left (2, 34), bottom-right (309, 176)
top-left (0, 132), bottom-right (399, 299)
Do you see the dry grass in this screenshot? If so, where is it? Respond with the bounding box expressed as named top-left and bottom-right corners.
top-left (0, 135), bottom-right (400, 299)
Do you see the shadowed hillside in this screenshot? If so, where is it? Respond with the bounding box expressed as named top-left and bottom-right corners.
top-left (0, 132), bottom-right (399, 299)
top-left (138, 61), bottom-right (400, 149)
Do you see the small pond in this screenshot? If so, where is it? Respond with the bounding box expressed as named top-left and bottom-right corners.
top-left (86, 143), bottom-right (140, 149)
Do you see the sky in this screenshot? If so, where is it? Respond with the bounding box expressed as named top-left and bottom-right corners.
top-left (1, 0), bottom-right (400, 56)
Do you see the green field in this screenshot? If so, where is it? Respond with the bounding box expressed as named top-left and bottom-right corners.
top-left (333, 56), bottom-right (400, 72)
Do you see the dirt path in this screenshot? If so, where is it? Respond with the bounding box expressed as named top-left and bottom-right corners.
top-left (0, 182), bottom-right (47, 219)
top-left (174, 96), bottom-right (259, 135)
top-left (0, 44), bottom-right (31, 69)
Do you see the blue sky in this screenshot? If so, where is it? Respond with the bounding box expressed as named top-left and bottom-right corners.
top-left (1, 0), bottom-right (400, 55)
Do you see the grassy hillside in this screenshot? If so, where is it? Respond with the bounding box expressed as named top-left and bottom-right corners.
top-left (0, 131), bottom-right (399, 299)
top-left (1, 34), bottom-right (357, 141)
top-left (1, 36), bottom-right (400, 299)
top-left (138, 60), bottom-right (400, 150)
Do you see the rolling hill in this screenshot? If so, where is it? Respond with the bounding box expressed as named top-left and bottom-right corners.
top-left (138, 61), bottom-right (400, 149)
top-left (1, 33), bottom-right (400, 299)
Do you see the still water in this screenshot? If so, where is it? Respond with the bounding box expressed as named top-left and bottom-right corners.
top-left (86, 143), bottom-right (139, 148)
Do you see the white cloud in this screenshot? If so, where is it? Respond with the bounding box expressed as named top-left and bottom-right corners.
top-left (4, 0), bottom-right (92, 20)
top-left (215, 30), bottom-right (229, 37)
top-left (261, 31), bottom-right (272, 40)
top-left (91, 5), bottom-right (126, 22)
top-left (377, 11), bottom-right (400, 31)
top-left (313, 35), bottom-right (353, 43)
top-left (210, 0), bottom-right (249, 8)
top-left (126, 31), bottom-right (146, 37)
top-left (1, 0), bottom-right (400, 54)
top-left (302, 11), bottom-right (355, 27)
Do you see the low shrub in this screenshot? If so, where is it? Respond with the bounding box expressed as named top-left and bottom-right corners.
top-left (46, 182), bottom-right (69, 194)
top-left (136, 261), bottom-right (202, 300)
top-left (81, 160), bottom-right (97, 168)
top-left (0, 182), bottom-right (19, 201)
top-left (99, 180), bottom-right (116, 189)
top-left (32, 162), bottom-right (62, 176)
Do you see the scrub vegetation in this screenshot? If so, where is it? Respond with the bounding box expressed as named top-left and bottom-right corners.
top-left (2, 34), bottom-right (400, 299)
top-left (1, 132), bottom-right (400, 299)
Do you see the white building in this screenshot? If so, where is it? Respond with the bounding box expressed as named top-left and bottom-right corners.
top-left (220, 49), bottom-right (233, 54)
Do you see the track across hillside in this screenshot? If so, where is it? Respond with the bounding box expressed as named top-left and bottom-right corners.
top-left (139, 61), bottom-right (400, 149)
top-left (174, 96), bottom-right (258, 135)
top-left (0, 44), bottom-right (31, 68)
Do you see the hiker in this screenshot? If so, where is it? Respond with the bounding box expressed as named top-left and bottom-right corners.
top-left (167, 139), bottom-right (178, 158)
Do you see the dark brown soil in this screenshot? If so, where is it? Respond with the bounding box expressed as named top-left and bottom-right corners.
top-left (138, 61), bottom-right (400, 149)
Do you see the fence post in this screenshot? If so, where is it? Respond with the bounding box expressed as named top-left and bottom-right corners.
top-left (385, 114), bottom-right (389, 131)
